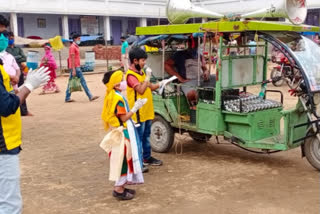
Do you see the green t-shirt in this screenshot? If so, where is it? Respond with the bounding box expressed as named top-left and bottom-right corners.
top-left (121, 41), bottom-right (129, 55)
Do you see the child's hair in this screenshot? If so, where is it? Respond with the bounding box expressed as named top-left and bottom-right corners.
top-left (8, 31), bottom-right (14, 37)
top-left (72, 33), bottom-right (81, 40)
top-left (129, 47), bottom-right (148, 64)
top-left (102, 70), bottom-right (117, 85)
top-left (0, 15), bottom-right (9, 27)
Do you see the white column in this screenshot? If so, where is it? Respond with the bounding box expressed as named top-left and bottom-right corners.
top-left (140, 17), bottom-right (147, 27)
top-left (62, 15), bottom-right (69, 40)
top-left (202, 18), bottom-right (207, 23)
top-left (103, 16), bottom-right (111, 42)
top-left (10, 13), bottom-right (18, 36)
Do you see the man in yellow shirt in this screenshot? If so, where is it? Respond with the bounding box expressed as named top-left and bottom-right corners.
top-left (0, 15), bottom-right (50, 214)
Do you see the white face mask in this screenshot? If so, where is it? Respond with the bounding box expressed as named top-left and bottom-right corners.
top-left (75, 40), bottom-right (81, 45)
top-left (0, 51), bottom-right (5, 58)
top-left (119, 81), bottom-right (127, 91)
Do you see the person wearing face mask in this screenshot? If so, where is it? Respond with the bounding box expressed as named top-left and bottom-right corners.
top-left (39, 44), bottom-right (59, 94)
top-left (65, 33), bottom-right (99, 102)
top-left (6, 32), bottom-right (32, 116)
top-left (0, 16), bottom-right (51, 213)
top-left (6, 32), bottom-right (27, 67)
top-left (101, 70), bottom-right (146, 200)
top-left (0, 31), bottom-right (20, 94)
top-left (125, 47), bottom-right (165, 172)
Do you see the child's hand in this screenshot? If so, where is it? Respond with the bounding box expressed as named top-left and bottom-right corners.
top-left (144, 67), bottom-right (152, 82)
top-left (10, 75), bottom-right (19, 85)
top-left (145, 67), bottom-right (152, 76)
top-left (130, 98), bottom-right (148, 113)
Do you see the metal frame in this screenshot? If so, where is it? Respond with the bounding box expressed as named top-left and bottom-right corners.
top-left (136, 21), bottom-right (320, 36)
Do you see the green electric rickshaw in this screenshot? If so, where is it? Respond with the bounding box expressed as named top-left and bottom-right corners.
top-left (134, 20), bottom-right (320, 170)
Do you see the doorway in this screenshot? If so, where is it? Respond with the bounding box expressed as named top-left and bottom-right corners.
top-left (112, 19), bottom-right (122, 45)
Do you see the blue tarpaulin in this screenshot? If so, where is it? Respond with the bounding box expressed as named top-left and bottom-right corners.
top-left (301, 32), bottom-right (319, 36)
top-left (137, 35), bottom-right (189, 46)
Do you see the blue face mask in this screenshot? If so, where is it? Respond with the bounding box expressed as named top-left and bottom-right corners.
top-left (8, 39), bottom-right (14, 46)
top-left (0, 34), bottom-right (8, 52)
top-left (76, 40), bottom-right (81, 45)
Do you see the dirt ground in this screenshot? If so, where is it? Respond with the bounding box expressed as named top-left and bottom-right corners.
top-left (20, 73), bottom-right (319, 214)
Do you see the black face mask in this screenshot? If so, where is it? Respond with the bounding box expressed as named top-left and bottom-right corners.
top-left (135, 63), bottom-right (141, 71)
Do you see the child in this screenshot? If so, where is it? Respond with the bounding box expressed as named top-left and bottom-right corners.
top-left (101, 70), bottom-right (147, 200)
top-left (125, 47), bottom-right (165, 171)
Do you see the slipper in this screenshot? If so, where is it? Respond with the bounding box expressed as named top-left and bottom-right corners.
top-left (26, 112), bottom-right (33, 116)
top-left (65, 99), bottom-right (75, 103)
top-left (22, 112), bottom-right (34, 117)
top-left (112, 189), bottom-right (134, 200)
top-left (90, 96), bottom-right (99, 101)
top-left (125, 188), bottom-right (136, 195)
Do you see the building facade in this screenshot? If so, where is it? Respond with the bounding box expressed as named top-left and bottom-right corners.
top-left (1, 0), bottom-right (169, 45)
top-left (1, 0), bottom-right (319, 45)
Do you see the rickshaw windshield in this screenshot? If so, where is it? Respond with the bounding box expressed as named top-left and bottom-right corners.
top-left (267, 32), bottom-right (320, 92)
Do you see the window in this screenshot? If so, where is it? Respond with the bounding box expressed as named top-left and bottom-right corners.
top-left (37, 18), bottom-right (46, 28)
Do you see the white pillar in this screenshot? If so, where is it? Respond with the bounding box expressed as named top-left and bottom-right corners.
top-left (202, 18), bottom-right (207, 23)
top-left (62, 15), bottom-right (69, 40)
top-left (103, 16), bottom-right (111, 42)
top-left (140, 18), bottom-right (147, 27)
top-left (10, 13), bottom-right (18, 37)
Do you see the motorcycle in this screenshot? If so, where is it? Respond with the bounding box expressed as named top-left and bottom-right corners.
top-left (270, 50), bottom-right (301, 88)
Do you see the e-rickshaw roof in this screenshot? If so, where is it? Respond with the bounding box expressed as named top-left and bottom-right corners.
top-left (136, 20), bottom-right (320, 36)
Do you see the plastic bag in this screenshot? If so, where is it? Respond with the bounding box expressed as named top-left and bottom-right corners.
top-left (68, 77), bottom-right (82, 93)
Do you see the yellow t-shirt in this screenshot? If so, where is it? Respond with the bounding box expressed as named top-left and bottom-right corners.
top-left (125, 69), bottom-right (154, 123)
top-left (0, 65), bottom-right (22, 152)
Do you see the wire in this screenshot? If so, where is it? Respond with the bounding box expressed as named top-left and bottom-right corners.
top-left (175, 84), bottom-right (185, 155)
top-left (230, 141), bottom-right (282, 154)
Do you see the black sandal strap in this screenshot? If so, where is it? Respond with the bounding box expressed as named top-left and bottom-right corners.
top-left (125, 188), bottom-right (136, 195)
top-left (113, 190), bottom-right (134, 200)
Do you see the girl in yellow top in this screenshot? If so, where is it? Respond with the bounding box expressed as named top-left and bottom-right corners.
top-left (101, 70), bottom-right (147, 200)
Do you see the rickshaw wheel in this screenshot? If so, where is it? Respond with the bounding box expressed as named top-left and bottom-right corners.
top-left (304, 135), bottom-right (320, 171)
top-left (189, 131), bottom-right (212, 143)
top-left (150, 115), bottom-right (174, 153)
top-left (270, 68), bottom-right (284, 87)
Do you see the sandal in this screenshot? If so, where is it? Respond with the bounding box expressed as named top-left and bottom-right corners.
top-left (112, 189), bottom-right (134, 200)
top-left (125, 188), bottom-right (136, 195)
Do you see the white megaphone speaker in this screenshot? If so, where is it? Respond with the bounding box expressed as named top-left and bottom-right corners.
top-left (241, 0), bottom-right (307, 25)
top-left (166, 0), bottom-right (224, 24)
